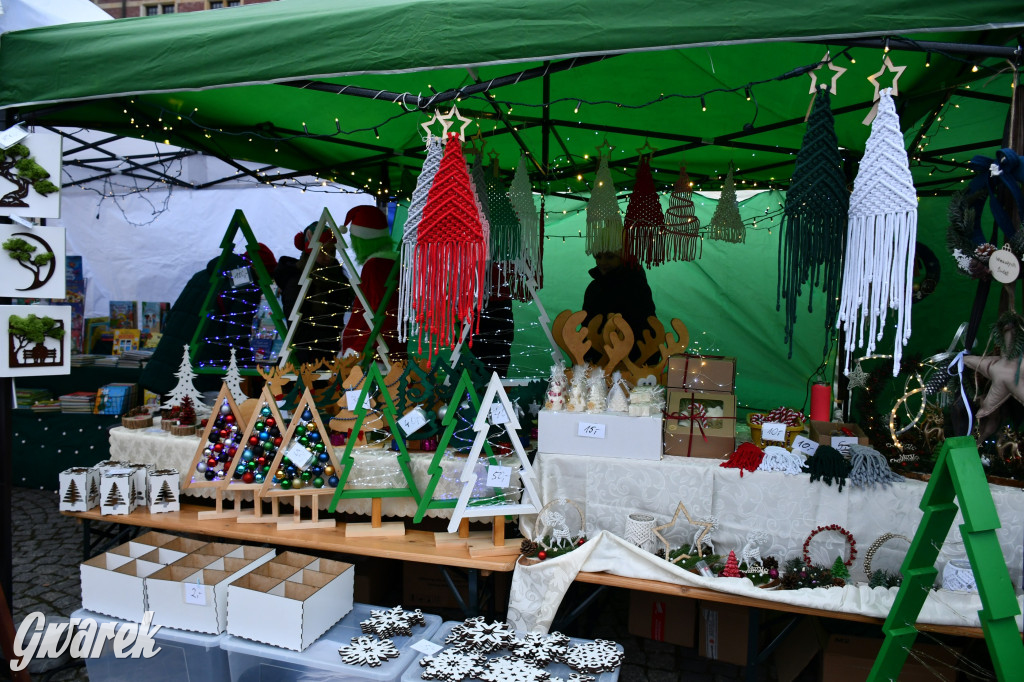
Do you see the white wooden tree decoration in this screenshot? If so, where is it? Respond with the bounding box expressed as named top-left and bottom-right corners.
top-left (447, 372), bottom-right (543, 550)
top-left (163, 344), bottom-right (210, 415)
top-left (224, 347), bottom-right (248, 404)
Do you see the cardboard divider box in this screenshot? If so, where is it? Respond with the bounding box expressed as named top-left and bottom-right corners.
top-left (137, 547), bottom-right (190, 566)
top-left (80, 556), bottom-right (162, 622)
top-left (252, 561), bottom-right (305, 582)
top-left (227, 554), bottom-right (355, 651)
top-left (537, 409), bottom-right (663, 460)
top-left (160, 537), bottom-right (209, 554)
top-left (272, 551), bottom-right (318, 570)
top-left (664, 390), bottom-right (737, 458)
top-left (195, 542), bottom-right (245, 557)
top-left (146, 547), bottom-right (274, 635)
top-left (628, 591), bottom-right (696, 647)
top-left (667, 354), bottom-right (737, 393)
top-left (821, 634), bottom-right (960, 682)
top-left (124, 531), bottom-right (178, 557)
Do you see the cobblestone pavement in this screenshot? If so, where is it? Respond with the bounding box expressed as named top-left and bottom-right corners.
top-left (9, 486), bottom-right (767, 681)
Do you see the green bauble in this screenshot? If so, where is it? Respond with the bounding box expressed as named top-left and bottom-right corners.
top-left (300, 470), bottom-right (312, 481)
top-left (294, 424), bottom-right (306, 437)
top-left (313, 477), bottom-right (324, 488)
top-left (314, 442), bottom-right (325, 453)
top-left (279, 478), bottom-right (292, 490)
top-left (299, 436), bottom-right (310, 447)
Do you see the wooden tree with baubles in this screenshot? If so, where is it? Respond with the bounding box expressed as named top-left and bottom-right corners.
top-left (447, 372), bottom-right (542, 554)
top-left (182, 384), bottom-right (247, 519)
top-left (328, 362), bottom-right (421, 537)
top-left (720, 550), bottom-right (742, 578)
top-left (223, 384), bottom-right (288, 524)
top-left (259, 388), bottom-right (342, 530)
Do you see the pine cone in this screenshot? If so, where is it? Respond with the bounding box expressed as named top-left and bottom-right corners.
top-left (975, 243), bottom-right (997, 261)
top-left (520, 539), bottom-right (539, 556)
top-left (762, 556), bottom-right (778, 571)
top-left (832, 577), bottom-right (846, 588)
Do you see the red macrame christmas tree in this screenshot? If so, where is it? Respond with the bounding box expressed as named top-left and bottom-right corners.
top-left (413, 133), bottom-right (487, 358)
top-left (622, 157), bottom-right (666, 268)
top-left (720, 550), bottom-right (742, 577)
top-left (664, 165), bottom-right (702, 262)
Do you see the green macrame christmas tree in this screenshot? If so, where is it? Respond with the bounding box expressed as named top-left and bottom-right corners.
top-left (485, 158), bottom-right (527, 299)
top-left (664, 164), bottom-right (702, 261)
top-left (706, 166), bottom-right (745, 243)
top-left (586, 154), bottom-right (624, 256)
top-left (778, 88), bottom-right (849, 359)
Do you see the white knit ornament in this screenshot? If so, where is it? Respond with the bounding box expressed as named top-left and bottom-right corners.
top-left (758, 445), bottom-right (806, 475)
top-left (837, 88), bottom-right (918, 377)
top-left (586, 155), bottom-right (624, 255)
top-left (398, 136), bottom-right (444, 342)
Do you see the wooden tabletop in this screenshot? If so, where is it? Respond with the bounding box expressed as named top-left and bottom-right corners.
top-left (62, 504), bottom-right (519, 572)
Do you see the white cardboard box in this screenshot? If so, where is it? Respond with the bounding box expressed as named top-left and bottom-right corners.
top-left (146, 549), bottom-right (275, 634)
top-left (537, 409), bottom-right (663, 460)
top-left (100, 471), bottom-right (137, 516)
top-left (148, 468), bottom-right (180, 512)
top-left (80, 556), bottom-right (162, 622)
top-left (227, 555), bottom-right (354, 651)
top-left (58, 467), bottom-right (97, 512)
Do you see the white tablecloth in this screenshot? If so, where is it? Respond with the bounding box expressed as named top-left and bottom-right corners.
top-left (519, 452), bottom-right (1024, 587)
top-left (108, 424), bottom-right (520, 518)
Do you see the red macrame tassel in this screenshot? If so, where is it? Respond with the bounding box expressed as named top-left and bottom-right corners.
top-left (720, 442), bottom-right (765, 477)
top-left (412, 133), bottom-right (486, 359)
top-left (622, 157), bottom-right (666, 268)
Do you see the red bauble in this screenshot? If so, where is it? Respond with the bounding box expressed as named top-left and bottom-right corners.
top-left (273, 437), bottom-right (283, 446)
top-left (537, 551), bottom-right (547, 560)
top-left (213, 443), bottom-right (223, 452)
top-left (242, 472), bottom-right (255, 484)
top-left (249, 436), bottom-right (259, 446)
top-left (265, 417), bottom-right (275, 427)
top-left (219, 429), bottom-right (229, 439)
top-left (257, 456), bottom-right (267, 466)
top-left (225, 415), bottom-right (235, 423)
top-left (207, 457), bottom-right (218, 467)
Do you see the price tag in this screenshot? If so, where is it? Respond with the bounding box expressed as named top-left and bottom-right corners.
top-left (410, 639), bottom-right (444, 656)
top-left (398, 407), bottom-right (428, 436)
top-left (183, 580), bottom-right (206, 606)
top-left (790, 435), bottom-right (819, 457)
top-left (989, 249), bottom-right (1020, 284)
top-left (577, 422), bottom-right (606, 439)
top-left (760, 422), bottom-right (788, 443)
top-left (486, 465), bottom-right (513, 488)
top-left (489, 402), bottom-right (509, 425)
top-left (0, 124), bottom-right (28, 149)
top-left (345, 390), bottom-right (371, 411)
top-left (230, 267), bottom-right (252, 288)
top-left (285, 442), bottom-right (317, 470)
top-left (831, 436), bottom-right (859, 456)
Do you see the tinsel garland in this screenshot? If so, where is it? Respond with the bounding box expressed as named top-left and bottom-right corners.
top-left (777, 89), bottom-right (849, 359)
top-left (720, 442), bottom-right (764, 477)
top-left (806, 445), bottom-right (853, 492)
top-left (848, 444), bottom-right (903, 489)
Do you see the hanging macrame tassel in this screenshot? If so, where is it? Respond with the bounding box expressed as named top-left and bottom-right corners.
top-left (486, 162), bottom-right (525, 299)
top-left (720, 442), bottom-right (765, 477)
top-left (469, 153), bottom-right (492, 303)
top-left (848, 444), bottom-right (903, 489)
top-left (758, 445), bottom-right (807, 475)
top-left (586, 154), bottom-right (624, 256)
top-left (398, 136), bottom-right (444, 342)
top-left (707, 166), bottom-right (745, 243)
top-left (806, 445), bottom-right (853, 492)
top-left (778, 89), bottom-right (849, 359)
top-left (837, 88), bottom-right (918, 377)
top-left (509, 156), bottom-right (541, 287)
top-left (413, 133), bottom-right (487, 359)
top-left (622, 157), bottom-right (666, 268)
top-left (664, 164), bottom-right (702, 261)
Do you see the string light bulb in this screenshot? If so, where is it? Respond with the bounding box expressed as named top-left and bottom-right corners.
top-left (925, 52), bottom-right (931, 67)
top-left (701, 96), bottom-right (707, 112)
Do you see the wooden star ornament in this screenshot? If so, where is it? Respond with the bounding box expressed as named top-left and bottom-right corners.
top-left (437, 104), bottom-right (473, 141)
top-left (863, 56), bottom-right (906, 124)
top-left (808, 51), bottom-right (847, 95)
top-left (963, 354), bottom-right (1024, 418)
top-left (845, 362), bottom-right (869, 390)
top-left (420, 111), bottom-right (441, 144)
top-left (653, 501), bottom-right (714, 564)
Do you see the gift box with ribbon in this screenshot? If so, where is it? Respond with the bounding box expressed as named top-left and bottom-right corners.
top-left (666, 354), bottom-right (737, 393)
top-left (663, 389), bottom-right (737, 458)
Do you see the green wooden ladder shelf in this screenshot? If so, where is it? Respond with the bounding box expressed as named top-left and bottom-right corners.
top-left (867, 436), bottom-right (1024, 682)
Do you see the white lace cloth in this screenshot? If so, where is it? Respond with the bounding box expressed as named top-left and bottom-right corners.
top-left (108, 425), bottom-right (520, 518)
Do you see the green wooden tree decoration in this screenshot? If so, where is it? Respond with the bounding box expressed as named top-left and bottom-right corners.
top-left (868, 436), bottom-right (1024, 682)
top-left (189, 209), bottom-right (288, 375)
top-left (830, 555), bottom-right (850, 581)
top-left (412, 369), bottom-right (507, 523)
top-left (328, 362), bottom-right (421, 510)
top-left (393, 358), bottom-right (443, 440)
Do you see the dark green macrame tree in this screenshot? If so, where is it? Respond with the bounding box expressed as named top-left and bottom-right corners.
top-left (778, 88), bottom-right (849, 358)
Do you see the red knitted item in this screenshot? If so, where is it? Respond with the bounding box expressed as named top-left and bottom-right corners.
top-left (413, 133), bottom-right (486, 358)
top-left (720, 442), bottom-right (765, 477)
top-left (622, 157), bottom-right (666, 268)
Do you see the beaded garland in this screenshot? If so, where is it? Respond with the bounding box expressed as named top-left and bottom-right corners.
top-left (863, 532), bottom-right (909, 581)
top-left (803, 524), bottom-right (857, 567)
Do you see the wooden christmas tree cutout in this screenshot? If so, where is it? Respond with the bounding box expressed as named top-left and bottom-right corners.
top-left (224, 385), bottom-right (286, 524)
top-left (190, 209), bottom-right (287, 375)
top-left (183, 384), bottom-right (247, 520)
top-left (446, 372), bottom-right (542, 555)
top-left (868, 437), bottom-right (1024, 682)
top-left (63, 479), bottom-right (81, 505)
top-left (259, 388), bottom-right (340, 530)
top-left (328, 362), bottom-right (421, 537)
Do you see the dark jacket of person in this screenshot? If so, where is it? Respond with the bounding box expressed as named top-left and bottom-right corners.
top-left (582, 263), bottom-right (657, 361)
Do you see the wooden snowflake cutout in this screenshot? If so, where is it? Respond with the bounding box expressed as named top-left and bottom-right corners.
top-left (509, 631), bottom-right (570, 666)
top-left (549, 675), bottom-right (595, 682)
top-left (477, 656), bottom-right (551, 682)
top-left (338, 635), bottom-right (400, 667)
top-left (562, 639), bottom-right (624, 674)
top-left (419, 648), bottom-right (487, 682)
top-left (444, 617), bottom-right (516, 653)
top-left (360, 605), bottom-right (426, 638)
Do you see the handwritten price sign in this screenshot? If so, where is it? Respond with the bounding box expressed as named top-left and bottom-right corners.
top-left (398, 408), bottom-right (428, 435)
top-left (486, 465), bottom-right (512, 488)
top-left (760, 422), bottom-right (787, 443)
top-left (489, 403), bottom-right (509, 425)
top-left (577, 422), bottom-right (606, 439)
top-left (790, 435), bottom-right (819, 457)
top-left (345, 390), bottom-right (371, 411)
top-left (183, 581), bottom-right (206, 606)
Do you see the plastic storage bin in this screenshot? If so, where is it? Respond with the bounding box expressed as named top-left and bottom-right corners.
top-left (71, 608), bottom-right (229, 682)
top-left (400, 620), bottom-right (624, 682)
top-left (222, 602), bottom-right (442, 682)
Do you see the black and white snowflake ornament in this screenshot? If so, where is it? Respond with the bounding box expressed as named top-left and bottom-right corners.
top-left (444, 617), bottom-right (516, 653)
top-left (509, 631), bottom-right (570, 666)
top-left (562, 639), bottom-right (624, 674)
top-left (338, 635), bottom-right (400, 667)
top-left (360, 605), bottom-right (426, 638)
top-left (477, 655), bottom-right (551, 682)
top-left (419, 648), bottom-right (487, 682)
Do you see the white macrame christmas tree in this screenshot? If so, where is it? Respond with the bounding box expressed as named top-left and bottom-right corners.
top-left (509, 156), bottom-right (540, 286)
top-left (398, 136), bottom-right (444, 342)
top-left (163, 344), bottom-right (210, 414)
top-left (447, 372), bottom-right (543, 533)
top-left (706, 167), bottom-right (745, 243)
top-left (586, 155), bottom-right (624, 255)
top-left (607, 371), bottom-right (630, 412)
top-left (567, 364), bottom-right (588, 412)
top-left (586, 367), bottom-right (608, 413)
top-left (223, 347), bottom-right (248, 404)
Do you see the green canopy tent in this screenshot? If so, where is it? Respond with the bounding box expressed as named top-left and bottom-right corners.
top-left (0, 0), bottom-right (1020, 409)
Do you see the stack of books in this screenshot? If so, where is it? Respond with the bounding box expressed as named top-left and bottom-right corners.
top-left (94, 383), bottom-right (139, 415)
top-left (15, 387), bottom-right (51, 409)
top-left (94, 355), bottom-right (120, 367)
top-left (118, 348), bottom-right (154, 369)
top-left (70, 354), bottom-right (103, 367)
top-left (59, 392), bottom-right (97, 414)
top-left (30, 400), bottom-right (61, 414)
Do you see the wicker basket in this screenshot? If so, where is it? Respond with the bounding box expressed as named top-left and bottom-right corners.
top-left (747, 413), bottom-right (803, 448)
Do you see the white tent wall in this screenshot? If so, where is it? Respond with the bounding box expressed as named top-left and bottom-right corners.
top-left (55, 183), bottom-right (373, 318)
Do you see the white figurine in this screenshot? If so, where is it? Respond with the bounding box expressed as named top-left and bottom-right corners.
top-left (606, 371), bottom-right (630, 412)
top-left (586, 367), bottom-right (608, 413)
top-left (567, 364), bottom-right (589, 412)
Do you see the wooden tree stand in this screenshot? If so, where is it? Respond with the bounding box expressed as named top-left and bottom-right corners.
top-left (434, 516), bottom-right (520, 557)
top-left (270, 492), bottom-right (336, 531)
top-left (345, 498), bottom-right (405, 537)
top-left (234, 490), bottom-right (270, 524)
top-left (197, 487), bottom-right (241, 520)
